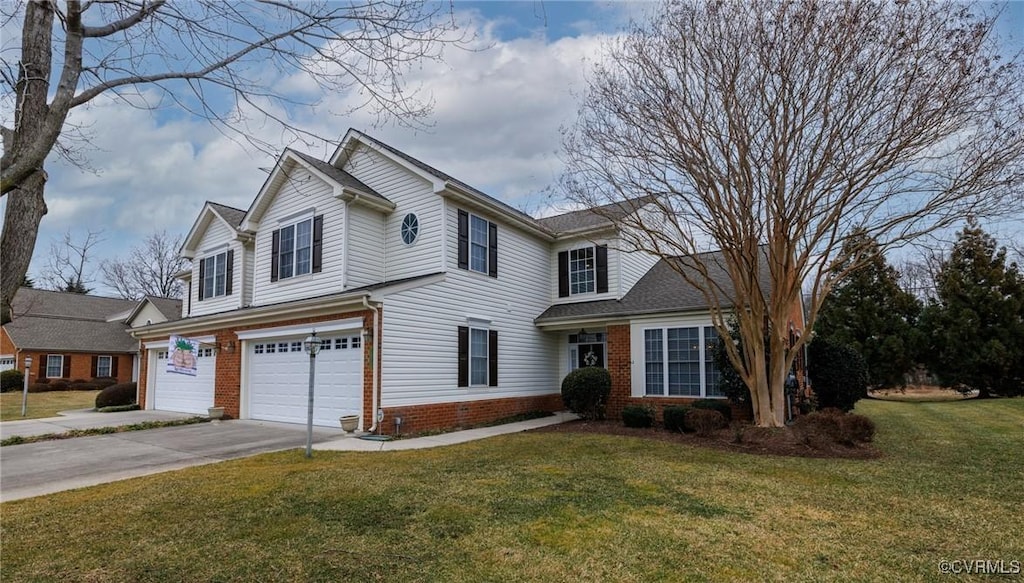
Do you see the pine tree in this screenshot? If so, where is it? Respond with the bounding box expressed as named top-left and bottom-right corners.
top-left (816, 231), bottom-right (923, 389)
top-left (921, 219), bottom-right (1024, 397)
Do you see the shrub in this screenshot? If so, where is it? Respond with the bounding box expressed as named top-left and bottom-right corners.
top-left (95, 382), bottom-right (137, 409)
top-left (841, 414), bottom-right (876, 443)
top-left (808, 336), bottom-right (869, 412)
top-left (792, 410), bottom-right (876, 447)
top-left (92, 377), bottom-right (118, 389)
top-left (68, 379), bottom-right (98, 391)
top-left (28, 383), bottom-right (58, 393)
top-left (35, 377), bottom-right (51, 384)
top-left (685, 408), bottom-right (728, 435)
top-left (1, 369), bottom-right (24, 392)
top-left (663, 405), bottom-right (690, 433)
top-left (48, 379), bottom-right (70, 391)
top-left (561, 367), bottom-right (612, 420)
top-left (691, 399), bottom-right (732, 422)
top-left (621, 405), bottom-right (655, 428)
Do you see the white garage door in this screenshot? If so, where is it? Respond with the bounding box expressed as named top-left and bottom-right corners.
top-left (153, 347), bottom-right (216, 414)
top-left (247, 334), bottom-right (363, 426)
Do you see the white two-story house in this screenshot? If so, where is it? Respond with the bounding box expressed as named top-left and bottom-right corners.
top-left (130, 129), bottom-right (787, 433)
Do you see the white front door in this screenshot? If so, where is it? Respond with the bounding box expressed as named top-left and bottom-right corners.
top-left (247, 334), bottom-right (364, 427)
top-left (152, 347), bottom-right (216, 414)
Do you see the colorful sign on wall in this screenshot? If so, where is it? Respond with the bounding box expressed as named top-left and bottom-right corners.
top-left (167, 335), bottom-right (199, 376)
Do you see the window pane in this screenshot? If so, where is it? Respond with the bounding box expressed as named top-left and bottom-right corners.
top-left (295, 219), bottom-right (312, 275)
top-left (470, 328), bottom-right (488, 385)
top-left (644, 329), bottom-right (663, 395)
top-left (215, 253), bottom-right (226, 296)
top-left (203, 256), bottom-right (215, 297)
top-left (470, 215), bottom-right (488, 273)
top-left (97, 356), bottom-right (112, 377)
top-left (668, 328), bottom-right (701, 396)
top-left (46, 355), bottom-right (62, 378)
top-left (569, 247), bottom-right (595, 295)
top-left (279, 225), bottom-right (294, 279)
top-left (705, 327), bottom-right (724, 397)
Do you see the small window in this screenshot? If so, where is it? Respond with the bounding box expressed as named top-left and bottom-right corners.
top-left (96, 356), bottom-right (112, 378)
top-left (320, 339), bottom-right (331, 350)
top-left (46, 354), bottom-right (63, 378)
top-left (470, 215), bottom-right (488, 273)
top-left (336, 338), bottom-right (347, 350)
top-left (401, 213), bottom-right (419, 245)
top-left (351, 336), bottom-right (362, 349)
top-left (201, 251), bottom-right (229, 299)
top-left (278, 342), bottom-right (289, 353)
top-left (277, 217), bottom-right (313, 280)
top-left (254, 344), bottom-right (264, 354)
top-left (266, 344), bottom-right (276, 354)
top-left (291, 341), bottom-right (302, 353)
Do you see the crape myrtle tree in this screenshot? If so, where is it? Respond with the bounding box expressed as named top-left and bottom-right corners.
top-left (816, 231), bottom-right (923, 389)
top-left (561, 0), bottom-right (1024, 426)
top-left (921, 218), bottom-right (1024, 398)
top-left (0, 0), bottom-right (462, 321)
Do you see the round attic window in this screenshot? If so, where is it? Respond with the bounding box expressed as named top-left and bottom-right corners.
top-left (401, 213), bottom-right (419, 245)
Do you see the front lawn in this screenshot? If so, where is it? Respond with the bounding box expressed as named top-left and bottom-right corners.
top-left (1, 399), bottom-right (1021, 581)
top-left (0, 390), bottom-right (100, 421)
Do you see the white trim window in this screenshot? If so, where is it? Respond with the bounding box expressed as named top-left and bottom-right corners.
top-left (470, 327), bottom-right (489, 386)
top-left (569, 247), bottom-right (596, 295)
top-left (96, 355), bottom-right (112, 378)
top-left (201, 252), bottom-right (228, 299)
top-left (279, 217), bottom-right (313, 279)
top-left (644, 326), bottom-right (723, 398)
top-left (46, 354), bottom-right (63, 378)
top-left (469, 215), bottom-right (489, 274)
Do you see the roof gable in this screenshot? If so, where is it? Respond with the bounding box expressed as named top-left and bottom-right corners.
top-left (538, 195), bottom-right (660, 236)
top-left (181, 201), bottom-right (248, 259)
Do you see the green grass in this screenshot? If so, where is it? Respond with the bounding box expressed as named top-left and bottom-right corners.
top-left (1, 399), bottom-right (1022, 582)
top-left (0, 390), bottom-right (100, 421)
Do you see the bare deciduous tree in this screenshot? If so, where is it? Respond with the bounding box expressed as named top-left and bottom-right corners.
top-left (41, 228), bottom-right (104, 294)
top-left (562, 0), bottom-right (1024, 426)
top-left (101, 231), bottom-right (188, 300)
top-left (0, 0), bottom-right (462, 321)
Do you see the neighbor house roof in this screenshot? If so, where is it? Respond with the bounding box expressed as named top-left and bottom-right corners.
top-left (537, 196), bottom-right (659, 235)
top-left (4, 288), bottom-right (140, 352)
top-left (534, 248), bottom-right (772, 325)
top-left (145, 296), bottom-right (184, 322)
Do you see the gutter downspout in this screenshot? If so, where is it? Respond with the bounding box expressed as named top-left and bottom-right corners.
top-left (362, 296), bottom-right (381, 432)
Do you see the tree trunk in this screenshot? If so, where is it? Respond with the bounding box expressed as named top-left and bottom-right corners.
top-left (0, 173), bottom-right (48, 322)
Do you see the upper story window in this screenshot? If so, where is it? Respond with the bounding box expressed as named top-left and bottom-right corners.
top-left (558, 245), bottom-right (608, 298)
top-left (271, 215), bottom-right (323, 282)
top-left (199, 250), bottom-right (233, 300)
top-left (457, 209), bottom-right (498, 278)
top-left (401, 213), bottom-right (419, 245)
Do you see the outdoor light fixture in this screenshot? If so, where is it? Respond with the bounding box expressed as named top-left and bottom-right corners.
top-left (303, 331), bottom-right (321, 458)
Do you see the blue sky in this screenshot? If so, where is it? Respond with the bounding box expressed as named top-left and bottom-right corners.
top-left (2, 1), bottom-right (1022, 295)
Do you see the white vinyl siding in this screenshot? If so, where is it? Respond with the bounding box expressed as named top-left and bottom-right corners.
top-left (253, 167), bottom-right (344, 306)
top-left (380, 201), bottom-right (557, 406)
top-left (189, 217), bottom-right (243, 317)
top-left (342, 144), bottom-right (444, 281)
top-left (346, 204), bottom-right (385, 288)
top-left (618, 241), bottom-right (660, 297)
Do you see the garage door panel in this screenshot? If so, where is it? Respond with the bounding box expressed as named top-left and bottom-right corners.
top-left (248, 335), bottom-right (363, 427)
top-left (153, 348), bottom-right (216, 415)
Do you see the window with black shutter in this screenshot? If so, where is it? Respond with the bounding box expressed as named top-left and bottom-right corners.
top-left (458, 209), bottom-right (497, 277)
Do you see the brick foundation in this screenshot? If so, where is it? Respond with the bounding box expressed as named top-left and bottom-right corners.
top-left (379, 393), bottom-right (564, 435)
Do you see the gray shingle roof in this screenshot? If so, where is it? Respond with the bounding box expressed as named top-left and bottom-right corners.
top-left (4, 288), bottom-right (139, 352)
top-left (288, 149), bottom-right (392, 207)
top-left (208, 202), bottom-right (247, 229)
top-left (534, 248), bottom-right (772, 324)
top-left (537, 196), bottom-right (659, 235)
top-left (144, 296), bottom-right (183, 322)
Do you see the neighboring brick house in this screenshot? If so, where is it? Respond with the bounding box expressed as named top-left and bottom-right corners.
top-left (129, 128), bottom-right (806, 433)
top-left (0, 289), bottom-right (182, 389)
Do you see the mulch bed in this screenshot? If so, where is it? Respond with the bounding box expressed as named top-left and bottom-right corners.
top-left (532, 419), bottom-right (882, 460)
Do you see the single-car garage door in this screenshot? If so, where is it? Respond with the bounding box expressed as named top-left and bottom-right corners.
top-left (152, 347), bottom-right (216, 414)
top-left (247, 334), bottom-right (363, 426)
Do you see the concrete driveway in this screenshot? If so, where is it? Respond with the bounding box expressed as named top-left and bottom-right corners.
top-left (0, 419), bottom-right (346, 502)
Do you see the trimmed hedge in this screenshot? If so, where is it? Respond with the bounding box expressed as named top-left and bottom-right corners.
top-left (92, 377), bottom-right (118, 389)
top-left (1, 369), bottom-right (24, 392)
top-left (663, 405), bottom-right (689, 433)
top-left (691, 399), bottom-right (732, 422)
top-left (685, 408), bottom-right (728, 435)
top-left (621, 405), bottom-right (655, 428)
top-left (792, 410), bottom-right (876, 447)
top-left (95, 382), bottom-right (137, 409)
top-left (561, 367), bottom-right (612, 420)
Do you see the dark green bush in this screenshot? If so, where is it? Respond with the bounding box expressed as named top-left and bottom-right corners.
top-left (28, 383), bottom-right (58, 393)
top-left (95, 382), bottom-right (137, 409)
top-left (663, 405), bottom-right (690, 433)
top-left (48, 379), bottom-right (70, 391)
top-left (691, 399), bottom-right (732, 422)
top-left (808, 336), bottom-right (869, 411)
top-left (685, 408), bottom-right (728, 435)
top-left (561, 367), bottom-right (612, 420)
top-left (621, 404), bottom-right (655, 428)
top-left (68, 379), bottom-right (98, 391)
top-left (1, 369), bottom-right (24, 392)
top-left (92, 377), bottom-right (118, 389)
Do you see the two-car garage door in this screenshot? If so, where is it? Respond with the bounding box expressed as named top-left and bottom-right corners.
top-left (247, 334), bottom-right (364, 426)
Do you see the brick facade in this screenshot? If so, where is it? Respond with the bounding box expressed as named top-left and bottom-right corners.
top-left (379, 393), bottom-right (564, 435)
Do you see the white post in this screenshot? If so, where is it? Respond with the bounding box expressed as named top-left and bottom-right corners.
top-left (21, 356), bottom-right (32, 417)
top-left (306, 351), bottom-right (316, 458)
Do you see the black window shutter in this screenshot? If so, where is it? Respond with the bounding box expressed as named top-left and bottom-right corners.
top-left (457, 326), bottom-right (469, 387)
top-left (111, 356), bottom-right (119, 379)
top-left (91, 356), bottom-right (98, 378)
top-left (270, 229), bottom-right (280, 282)
top-left (596, 245), bottom-right (609, 293)
top-left (558, 251), bottom-right (569, 297)
top-left (198, 257), bottom-right (206, 301)
top-left (312, 214), bottom-right (324, 273)
top-left (488, 330), bottom-right (498, 387)
top-left (488, 222), bottom-right (498, 278)
top-left (38, 358), bottom-right (45, 378)
top-left (457, 209), bottom-right (469, 270)
top-left (62, 355), bottom-right (71, 378)
top-left (225, 250), bottom-right (234, 295)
